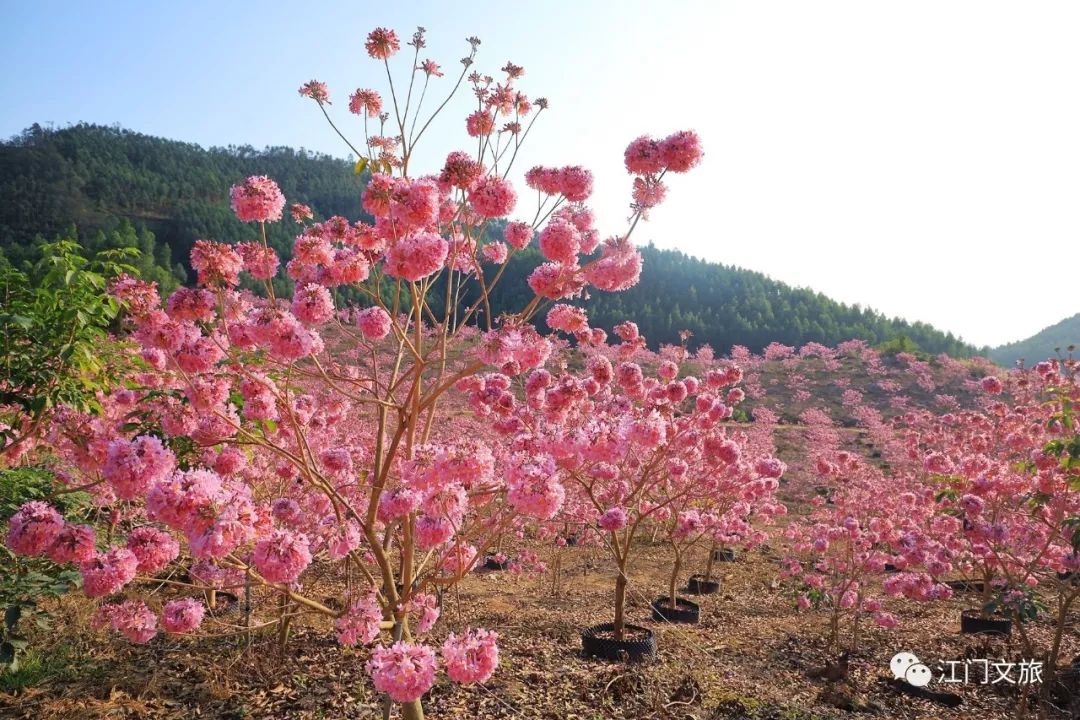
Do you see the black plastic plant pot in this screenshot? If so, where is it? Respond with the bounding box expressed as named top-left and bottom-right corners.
top-left (960, 609), bottom-right (1011, 636)
top-left (484, 555), bottom-right (510, 571)
top-left (651, 596), bottom-right (700, 624)
top-left (945, 579), bottom-right (986, 594)
top-left (712, 548), bottom-right (736, 562)
top-left (581, 623), bottom-right (657, 662)
top-left (687, 574), bottom-right (721, 595)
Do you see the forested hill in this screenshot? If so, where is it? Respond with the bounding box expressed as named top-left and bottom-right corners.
top-left (990, 313), bottom-right (1080, 367)
top-left (0, 123), bottom-right (983, 357)
top-left (0, 123), bottom-right (364, 289)
top-left (570, 246), bottom-right (981, 356)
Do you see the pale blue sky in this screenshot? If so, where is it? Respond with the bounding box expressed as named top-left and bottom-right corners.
top-left (4, 1), bottom-right (1079, 347)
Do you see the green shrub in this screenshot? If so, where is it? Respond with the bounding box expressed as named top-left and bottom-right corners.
top-left (0, 467), bottom-right (87, 676)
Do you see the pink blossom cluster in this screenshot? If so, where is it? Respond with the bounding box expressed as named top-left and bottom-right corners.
top-left (525, 165), bottom-right (594, 202)
top-left (367, 642), bottom-right (438, 703)
top-left (349, 88), bottom-right (383, 117)
top-left (230, 175), bottom-right (286, 223)
top-left (335, 592), bottom-right (383, 647)
top-left (6, 501), bottom-right (65, 556)
top-left (442, 628), bottom-right (499, 684)
top-left (103, 435), bottom-right (176, 500)
top-left (162, 597), bottom-right (206, 634)
top-left (624, 130), bottom-right (703, 213)
top-left (252, 529), bottom-right (312, 584)
top-left (410, 593), bottom-right (441, 634)
top-left (146, 469), bottom-right (260, 562)
top-left (94, 600), bottom-right (158, 644)
top-left (126, 526), bottom-right (180, 574)
top-left (81, 547), bottom-right (140, 598)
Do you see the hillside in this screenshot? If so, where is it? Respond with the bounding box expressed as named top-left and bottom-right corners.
top-left (0, 123), bottom-right (983, 356)
top-left (989, 313), bottom-right (1080, 367)
top-left (0, 123), bottom-right (364, 295)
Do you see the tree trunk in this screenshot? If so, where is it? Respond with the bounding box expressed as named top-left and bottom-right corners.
top-left (401, 699), bottom-right (425, 720)
top-left (704, 540), bottom-right (716, 582)
top-left (669, 545), bottom-right (682, 609)
top-left (1041, 591), bottom-right (1077, 706)
top-left (277, 593), bottom-right (292, 653)
top-left (614, 568), bottom-right (628, 640)
top-left (551, 549), bottom-right (562, 596)
top-left (244, 572), bottom-right (252, 649)
top-left (980, 568), bottom-right (993, 618)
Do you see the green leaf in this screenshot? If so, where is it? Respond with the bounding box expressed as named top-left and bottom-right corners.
top-left (6, 314), bottom-right (33, 330)
top-left (354, 157), bottom-right (369, 175)
top-left (1064, 517), bottom-right (1080, 550)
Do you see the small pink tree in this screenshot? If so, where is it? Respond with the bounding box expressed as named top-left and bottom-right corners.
top-left (468, 330), bottom-right (782, 641)
top-left (658, 452), bottom-right (783, 610)
top-left (906, 362), bottom-right (1080, 700)
top-left (782, 448), bottom-right (951, 651)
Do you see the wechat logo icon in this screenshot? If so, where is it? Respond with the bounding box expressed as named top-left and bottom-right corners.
top-left (890, 652), bottom-right (932, 687)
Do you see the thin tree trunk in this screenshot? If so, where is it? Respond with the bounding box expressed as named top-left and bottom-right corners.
top-left (244, 572), bottom-right (252, 649)
top-left (669, 545), bottom-right (682, 609)
top-left (277, 593), bottom-right (292, 653)
top-left (1041, 591), bottom-right (1077, 706)
top-left (614, 568), bottom-right (628, 640)
top-left (401, 700), bottom-right (425, 720)
top-left (980, 568), bottom-right (993, 618)
top-left (551, 549), bottom-right (562, 596)
top-left (704, 540), bottom-right (717, 583)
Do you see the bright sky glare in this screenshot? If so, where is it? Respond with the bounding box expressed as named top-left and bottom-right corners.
top-left (3, 0), bottom-right (1078, 348)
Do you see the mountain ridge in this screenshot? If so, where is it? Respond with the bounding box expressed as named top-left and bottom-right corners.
top-left (989, 313), bottom-right (1080, 367)
top-left (0, 123), bottom-right (985, 358)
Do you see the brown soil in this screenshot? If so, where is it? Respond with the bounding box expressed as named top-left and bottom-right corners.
top-left (2, 541), bottom-right (1077, 719)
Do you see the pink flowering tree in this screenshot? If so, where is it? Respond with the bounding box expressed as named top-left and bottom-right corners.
top-left (782, 447), bottom-right (952, 652)
top-left (3, 25), bottom-right (703, 720)
top-left (532, 494), bottom-right (598, 597)
top-left (465, 327), bottom-right (780, 642)
top-left (657, 447), bottom-right (783, 611)
top-left (900, 363), bottom-right (1080, 697)
top-left (649, 357), bottom-right (785, 607)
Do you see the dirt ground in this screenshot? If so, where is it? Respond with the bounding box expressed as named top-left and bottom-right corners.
top-left (3, 535), bottom-right (1077, 720)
